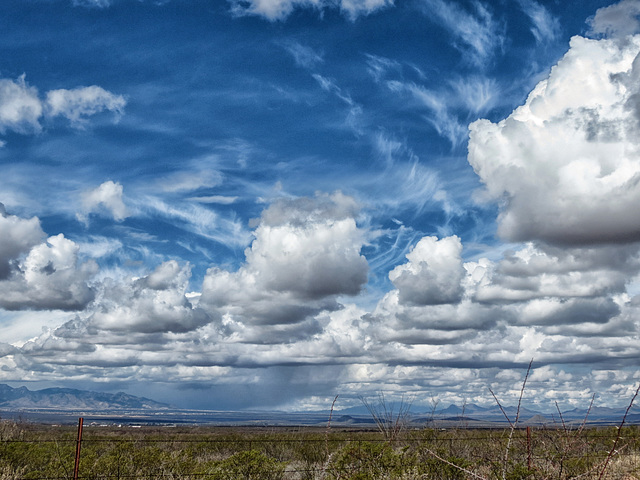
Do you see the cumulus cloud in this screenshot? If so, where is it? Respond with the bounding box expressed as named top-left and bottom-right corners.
top-left (79, 181), bottom-right (129, 224)
top-left (200, 192), bottom-right (369, 342)
top-left (389, 236), bottom-right (465, 306)
top-left (588, 0), bottom-right (640, 38)
top-left (366, 235), bottom-right (499, 345)
top-left (468, 34), bottom-right (640, 245)
top-left (471, 243), bottom-right (640, 303)
top-left (78, 261), bottom-right (209, 334)
top-left (0, 75), bottom-right (43, 135)
top-left (45, 86), bottom-right (126, 126)
top-left (229, 0), bottom-right (393, 21)
top-left (0, 204), bottom-right (45, 280)
top-left (0, 75), bottom-right (125, 138)
top-left (0, 234), bottom-right (97, 311)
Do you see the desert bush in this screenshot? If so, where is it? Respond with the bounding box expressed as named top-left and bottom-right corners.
top-left (326, 440), bottom-right (408, 479)
top-left (4, 423), bottom-right (640, 479)
top-left (208, 449), bottom-right (288, 480)
top-left (0, 420), bottom-right (22, 442)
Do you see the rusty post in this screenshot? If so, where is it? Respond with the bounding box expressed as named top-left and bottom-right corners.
top-left (73, 417), bottom-right (83, 480)
top-left (526, 426), bottom-right (532, 470)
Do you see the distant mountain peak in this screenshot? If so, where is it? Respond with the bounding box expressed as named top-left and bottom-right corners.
top-left (0, 384), bottom-right (170, 411)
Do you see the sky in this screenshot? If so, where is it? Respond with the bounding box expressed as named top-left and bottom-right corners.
top-left (1, 0), bottom-right (640, 412)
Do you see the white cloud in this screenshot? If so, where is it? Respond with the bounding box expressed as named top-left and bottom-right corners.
top-left (200, 192), bottom-right (369, 342)
top-left (0, 234), bottom-right (98, 311)
top-left (588, 0), bottom-right (640, 38)
top-left (468, 34), bottom-right (640, 245)
top-left (339, 0), bottom-right (393, 20)
top-left (280, 40), bottom-right (324, 69)
top-left (45, 86), bottom-right (126, 126)
top-left (389, 236), bottom-right (465, 306)
top-left (72, 0), bottom-right (111, 7)
top-left (229, 0), bottom-right (392, 21)
top-left (189, 195), bottom-right (238, 205)
top-left (80, 261), bottom-right (209, 334)
top-left (419, 0), bottom-right (504, 64)
top-left (392, 81), bottom-right (468, 146)
top-left (365, 54), bottom-right (402, 83)
top-left (0, 204), bottom-right (45, 280)
top-left (0, 75), bottom-right (43, 135)
top-left (79, 181), bottom-right (129, 223)
top-left (0, 208), bottom-right (97, 312)
top-left (385, 73), bottom-right (500, 145)
top-left (0, 75), bottom-right (125, 138)
top-left (157, 170), bottom-right (223, 193)
top-left (449, 76), bottom-right (499, 114)
top-left (137, 196), bottom-right (251, 247)
top-left (517, 0), bottom-right (560, 44)
top-left (471, 243), bottom-right (640, 303)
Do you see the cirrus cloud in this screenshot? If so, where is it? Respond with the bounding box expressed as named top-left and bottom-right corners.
top-left (229, 0), bottom-right (393, 21)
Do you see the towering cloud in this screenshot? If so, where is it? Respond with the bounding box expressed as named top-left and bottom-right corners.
top-left (200, 192), bottom-right (368, 343)
top-left (81, 261), bottom-right (208, 334)
top-left (0, 204), bottom-right (44, 279)
top-left (0, 233), bottom-right (97, 311)
top-left (468, 34), bottom-right (640, 245)
top-left (389, 235), bottom-right (465, 306)
top-left (588, 0), bottom-right (640, 38)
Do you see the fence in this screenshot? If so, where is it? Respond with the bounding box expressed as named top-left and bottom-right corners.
top-left (2, 417), bottom-right (640, 479)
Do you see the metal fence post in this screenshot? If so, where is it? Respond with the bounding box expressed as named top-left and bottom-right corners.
top-left (73, 417), bottom-right (84, 480)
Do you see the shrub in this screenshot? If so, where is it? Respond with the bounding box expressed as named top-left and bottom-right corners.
top-left (208, 449), bottom-right (287, 480)
top-left (327, 441), bottom-right (407, 479)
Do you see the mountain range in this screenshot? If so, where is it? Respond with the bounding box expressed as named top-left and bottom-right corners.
top-left (0, 383), bottom-right (639, 427)
top-left (0, 384), bottom-right (170, 411)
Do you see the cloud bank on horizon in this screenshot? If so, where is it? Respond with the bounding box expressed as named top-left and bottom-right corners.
top-left (1, 0), bottom-right (640, 411)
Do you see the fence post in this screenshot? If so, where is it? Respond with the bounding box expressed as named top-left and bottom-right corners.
top-left (73, 417), bottom-right (84, 480)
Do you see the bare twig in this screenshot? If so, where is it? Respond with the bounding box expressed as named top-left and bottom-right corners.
top-left (322, 395), bottom-right (339, 476)
top-left (325, 394), bottom-right (339, 458)
top-left (577, 393), bottom-right (596, 436)
top-left (360, 392), bottom-right (413, 441)
top-left (422, 445), bottom-right (488, 480)
top-left (428, 396), bottom-right (440, 427)
top-left (491, 359), bottom-right (533, 480)
top-left (488, 388), bottom-right (515, 429)
top-left (598, 381), bottom-right (640, 480)
top-left (555, 401), bottom-right (568, 433)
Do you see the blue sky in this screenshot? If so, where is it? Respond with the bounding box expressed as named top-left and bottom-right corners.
top-left (1, 0), bottom-right (640, 411)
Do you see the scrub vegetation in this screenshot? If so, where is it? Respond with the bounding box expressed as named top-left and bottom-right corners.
top-left (2, 420), bottom-right (640, 480)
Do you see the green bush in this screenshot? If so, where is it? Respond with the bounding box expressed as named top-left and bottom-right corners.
top-left (208, 449), bottom-right (287, 480)
top-left (327, 441), bottom-right (407, 479)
